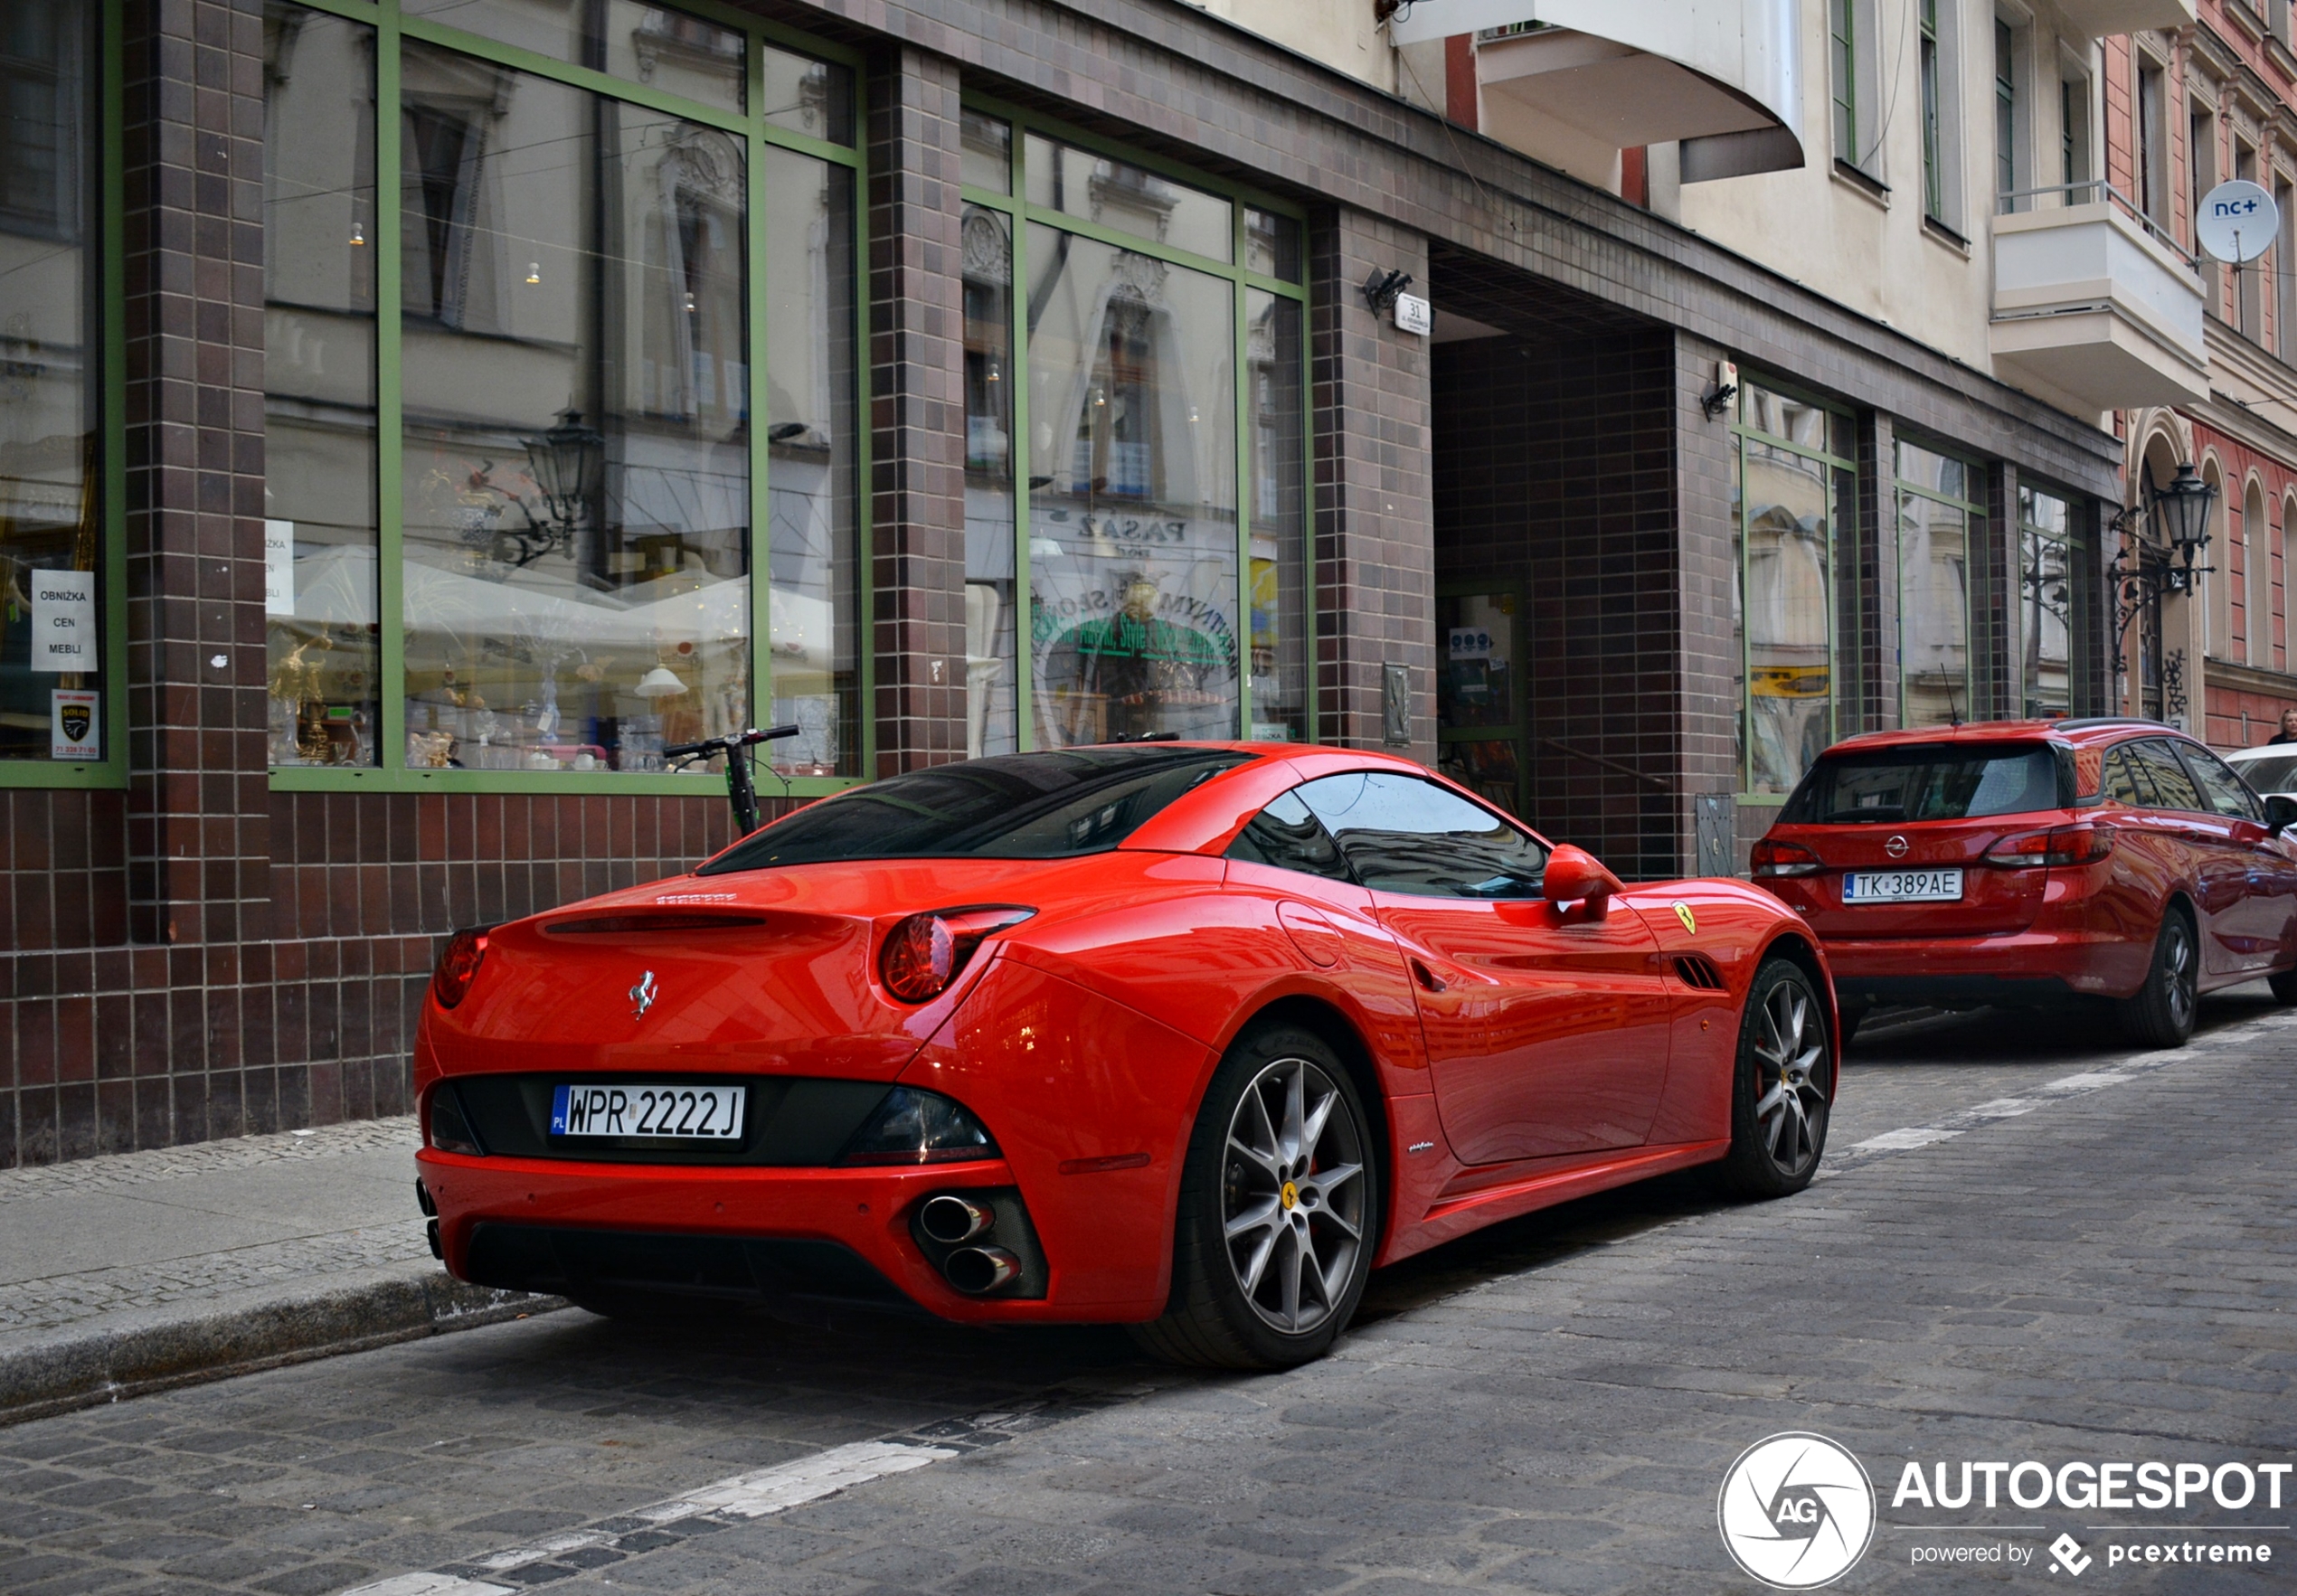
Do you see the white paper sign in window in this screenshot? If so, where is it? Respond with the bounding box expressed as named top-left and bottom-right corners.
top-left (30, 570), bottom-right (97, 672)
top-left (264, 519), bottom-right (295, 616)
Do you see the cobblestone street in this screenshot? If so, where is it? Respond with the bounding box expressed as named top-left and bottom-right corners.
top-left (2, 993), bottom-right (2292, 1595)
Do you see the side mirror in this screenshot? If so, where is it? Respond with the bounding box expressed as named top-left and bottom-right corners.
top-left (1544, 844), bottom-right (1625, 904)
top-left (2267, 794), bottom-right (2297, 836)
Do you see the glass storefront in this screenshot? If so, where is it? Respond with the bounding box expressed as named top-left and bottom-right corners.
top-left (0, 0), bottom-right (106, 767)
top-left (1732, 380), bottom-right (1857, 796)
top-left (961, 111), bottom-right (1309, 751)
top-left (260, 1), bottom-right (862, 785)
top-left (1896, 439), bottom-right (1981, 728)
top-left (2018, 485), bottom-right (2072, 717)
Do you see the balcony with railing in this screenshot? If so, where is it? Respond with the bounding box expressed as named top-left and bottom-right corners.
top-left (2049, 0), bottom-right (2197, 35)
top-left (1387, 0), bottom-right (1802, 184)
top-left (1988, 181), bottom-right (2207, 412)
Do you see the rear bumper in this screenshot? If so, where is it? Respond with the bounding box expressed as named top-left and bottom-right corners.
top-left (415, 1148), bottom-right (1163, 1324)
top-left (1822, 928), bottom-right (2137, 1006)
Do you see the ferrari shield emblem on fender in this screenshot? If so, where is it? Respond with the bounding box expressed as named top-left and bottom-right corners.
top-left (1673, 902), bottom-right (1697, 936)
top-left (629, 969), bottom-right (658, 1018)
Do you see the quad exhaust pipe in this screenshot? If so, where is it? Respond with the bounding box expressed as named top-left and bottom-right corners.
top-left (942, 1245), bottom-right (1020, 1295)
top-left (918, 1193), bottom-right (994, 1245)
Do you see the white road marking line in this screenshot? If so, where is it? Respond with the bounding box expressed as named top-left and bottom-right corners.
top-left (1851, 1127), bottom-right (1966, 1151)
top-left (2042, 1071), bottom-right (2130, 1092)
top-left (676, 1440), bottom-right (955, 1518)
top-left (469, 1531), bottom-right (610, 1572)
top-left (1964, 1099), bottom-right (2036, 1117)
top-left (339, 1576), bottom-right (513, 1596)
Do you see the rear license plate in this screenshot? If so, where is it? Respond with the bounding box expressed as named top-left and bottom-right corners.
top-left (1841, 868), bottom-right (1963, 904)
top-left (550, 1083), bottom-right (746, 1141)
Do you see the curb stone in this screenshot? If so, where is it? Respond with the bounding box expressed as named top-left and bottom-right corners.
top-left (0, 1260), bottom-right (564, 1426)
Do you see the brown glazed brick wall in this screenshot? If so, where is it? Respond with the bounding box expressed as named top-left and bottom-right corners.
top-left (1310, 208), bottom-right (1435, 761)
top-left (865, 47), bottom-right (969, 774)
top-left (1675, 333), bottom-right (1739, 872)
top-left (122, 0), bottom-right (270, 951)
top-left (1432, 331), bottom-right (1681, 880)
top-left (3, 787), bottom-right (741, 1167)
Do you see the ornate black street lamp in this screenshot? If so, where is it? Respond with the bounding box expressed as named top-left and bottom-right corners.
top-left (493, 410), bottom-right (604, 568)
top-left (2109, 461), bottom-right (2216, 647)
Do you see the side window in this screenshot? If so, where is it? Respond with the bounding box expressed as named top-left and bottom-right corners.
top-left (2177, 742), bottom-right (2264, 822)
top-left (1224, 789), bottom-right (1354, 882)
top-left (2102, 745), bottom-right (2152, 807)
top-left (2131, 740), bottom-right (2207, 812)
top-left (1294, 771), bottom-right (1549, 898)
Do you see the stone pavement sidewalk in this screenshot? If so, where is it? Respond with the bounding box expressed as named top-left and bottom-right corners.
top-left (0, 1119), bottom-right (551, 1425)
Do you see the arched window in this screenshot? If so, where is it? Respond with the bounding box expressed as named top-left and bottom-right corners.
top-left (2245, 480), bottom-right (2268, 665)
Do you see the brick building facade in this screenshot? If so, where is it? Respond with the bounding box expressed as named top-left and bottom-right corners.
top-left (0, 0), bottom-right (2125, 1165)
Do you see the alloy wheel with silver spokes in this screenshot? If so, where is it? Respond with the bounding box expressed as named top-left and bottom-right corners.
top-left (1221, 1055), bottom-right (1366, 1336)
top-left (1749, 977), bottom-right (1828, 1179)
top-left (2159, 915), bottom-right (2197, 1032)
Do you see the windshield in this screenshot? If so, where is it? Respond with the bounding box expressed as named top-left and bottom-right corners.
top-left (697, 747), bottom-right (1253, 872)
top-left (1780, 744), bottom-right (2072, 825)
top-left (2230, 752), bottom-right (2297, 796)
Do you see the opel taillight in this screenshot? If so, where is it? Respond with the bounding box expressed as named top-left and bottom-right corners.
top-left (430, 927), bottom-right (491, 1009)
top-left (1983, 823), bottom-right (2113, 868)
top-left (1752, 839), bottom-right (1823, 878)
top-left (879, 907), bottom-right (1035, 1004)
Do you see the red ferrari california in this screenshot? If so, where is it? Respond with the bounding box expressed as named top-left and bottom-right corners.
top-left (414, 743), bottom-right (1838, 1368)
top-left (1753, 719), bottom-right (2297, 1048)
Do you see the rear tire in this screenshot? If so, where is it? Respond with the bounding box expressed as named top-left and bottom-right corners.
top-left (2117, 909), bottom-right (2198, 1049)
top-left (1836, 999), bottom-right (1867, 1047)
top-left (1717, 959), bottom-right (1833, 1198)
top-left (1129, 1025), bottom-right (1378, 1370)
top-left (2269, 966), bottom-right (2297, 1005)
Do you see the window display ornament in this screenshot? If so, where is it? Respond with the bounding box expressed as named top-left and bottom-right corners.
top-left (635, 666), bottom-right (688, 697)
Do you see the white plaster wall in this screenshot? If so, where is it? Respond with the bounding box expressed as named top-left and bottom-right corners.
top-left (1210, 0), bottom-right (1397, 91)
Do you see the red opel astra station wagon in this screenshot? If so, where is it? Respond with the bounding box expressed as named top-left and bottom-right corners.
top-left (1752, 720), bottom-right (2297, 1047)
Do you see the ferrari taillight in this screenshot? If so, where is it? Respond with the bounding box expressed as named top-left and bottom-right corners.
top-left (879, 907), bottom-right (1035, 1004)
top-left (430, 927), bottom-right (491, 1009)
top-left (1984, 822), bottom-right (2114, 868)
top-left (1751, 839), bottom-right (1823, 878)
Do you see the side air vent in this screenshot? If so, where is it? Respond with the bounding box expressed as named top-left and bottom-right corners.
top-left (544, 912), bottom-right (768, 935)
top-left (1672, 954), bottom-right (1726, 992)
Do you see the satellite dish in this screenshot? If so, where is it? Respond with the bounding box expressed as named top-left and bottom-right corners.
top-left (2197, 180), bottom-right (2278, 264)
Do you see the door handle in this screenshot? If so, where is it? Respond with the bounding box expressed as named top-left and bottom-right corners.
top-left (1410, 959), bottom-right (1447, 994)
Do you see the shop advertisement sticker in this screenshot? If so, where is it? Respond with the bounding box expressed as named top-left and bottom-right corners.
top-left (1447, 626), bottom-right (1495, 662)
top-left (30, 569), bottom-right (95, 672)
top-left (264, 519), bottom-right (295, 616)
top-left (52, 689), bottom-right (99, 761)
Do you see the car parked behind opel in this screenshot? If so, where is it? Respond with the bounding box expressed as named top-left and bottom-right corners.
top-left (1752, 719), bottom-right (2297, 1047)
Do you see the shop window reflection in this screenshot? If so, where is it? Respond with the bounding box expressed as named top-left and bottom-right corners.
top-left (1026, 224), bottom-right (1238, 745)
top-left (397, 43), bottom-right (754, 774)
top-left (1897, 441), bottom-right (1978, 729)
top-left (0, 0), bottom-right (102, 763)
top-left (1247, 288), bottom-right (1306, 741)
top-left (2019, 486), bottom-right (2071, 718)
top-left (961, 200), bottom-right (1016, 758)
top-left (264, 2), bottom-right (380, 766)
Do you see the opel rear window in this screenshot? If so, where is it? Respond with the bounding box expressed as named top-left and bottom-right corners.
top-left (1779, 744), bottom-right (2074, 825)
top-left (698, 747), bottom-right (1252, 872)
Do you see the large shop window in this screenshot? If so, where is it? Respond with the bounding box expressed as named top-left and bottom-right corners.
top-left (2018, 485), bottom-right (2071, 717)
top-left (0, 0), bottom-right (116, 779)
top-left (1732, 380), bottom-right (1857, 798)
top-left (959, 109), bottom-right (1309, 754)
top-left (262, 0), bottom-right (862, 789)
top-left (1896, 440), bottom-right (1982, 729)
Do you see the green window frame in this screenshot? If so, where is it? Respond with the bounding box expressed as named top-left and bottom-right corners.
top-left (2016, 481), bottom-right (2075, 719)
top-left (1895, 437), bottom-right (1986, 730)
top-left (0, 0), bottom-right (128, 789)
top-left (1920, 0), bottom-right (1944, 222)
top-left (1829, 0), bottom-right (1857, 165)
top-left (1731, 374), bottom-right (1858, 804)
top-left (957, 95), bottom-right (1313, 752)
top-left (265, 0), bottom-right (870, 798)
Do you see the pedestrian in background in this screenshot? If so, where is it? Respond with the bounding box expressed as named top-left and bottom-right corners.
top-left (2271, 708), bottom-right (2297, 745)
